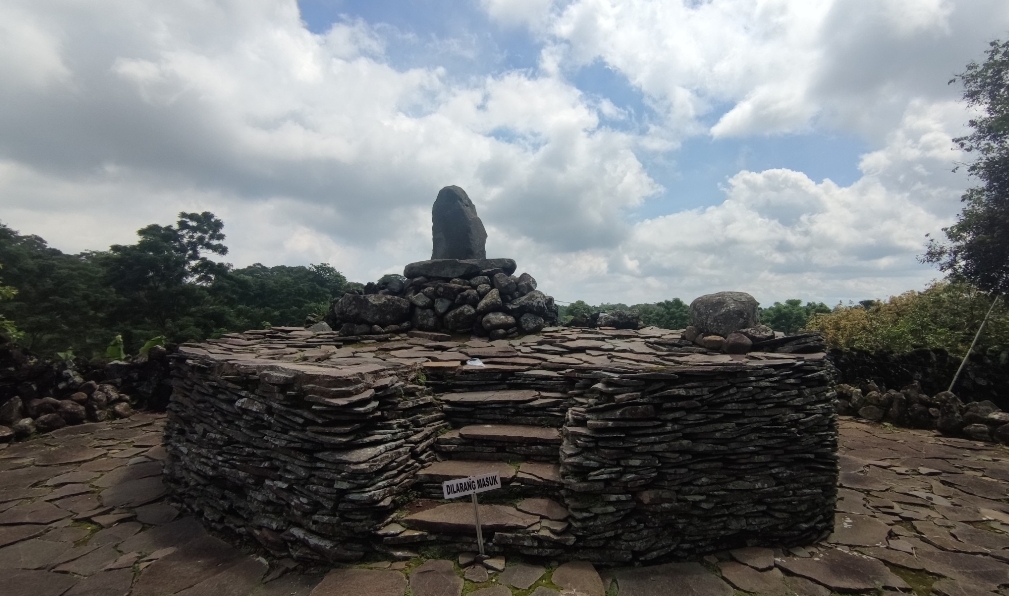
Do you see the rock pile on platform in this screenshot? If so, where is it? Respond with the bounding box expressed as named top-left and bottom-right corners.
top-left (681, 291), bottom-right (826, 355)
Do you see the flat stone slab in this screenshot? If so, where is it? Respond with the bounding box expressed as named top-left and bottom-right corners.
top-left (99, 476), bottom-right (166, 508)
top-left (175, 555), bottom-right (269, 596)
top-left (438, 390), bottom-right (538, 404)
top-left (499, 563), bottom-right (545, 590)
top-left (729, 546), bottom-right (774, 570)
top-left (64, 569), bottom-right (133, 596)
top-left (717, 562), bottom-right (788, 595)
top-left (416, 460), bottom-right (517, 483)
top-left (458, 425), bottom-right (561, 444)
top-left (0, 525), bottom-right (45, 548)
top-left (777, 548), bottom-right (909, 592)
top-left (0, 501), bottom-right (71, 525)
top-left (516, 498), bottom-right (568, 521)
top-left (34, 446), bottom-right (107, 466)
top-left (409, 559), bottom-right (462, 596)
top-left (613, 562), bottom-right (733, 596)
top-left (0, 538), bottom-right (73, 569)
top-left (131, 535), bottom-right (242, 596)
top-left (827, 513), bottom-right (891, 547)
top-left (310, 568), bottom-right (406, 596)
top-left (551, 561), bottom-right (604, 596)
top-left (517, 462), bottom-right (561, 483)
top-left (7, 569), bottom-right (80, 596)
top-left (469, 587), bottom-right (511, 596)
top-left (403, 503), bottom-right (538, 534)
top-left (916, 549), bottom-right (1009, 588)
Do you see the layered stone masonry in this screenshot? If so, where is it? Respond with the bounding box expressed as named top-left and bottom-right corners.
top-left (164, 325), bottom-right (837, 565)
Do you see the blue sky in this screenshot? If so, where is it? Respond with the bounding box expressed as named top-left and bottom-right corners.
top-left (1, 0), bottom-right (1006, 304)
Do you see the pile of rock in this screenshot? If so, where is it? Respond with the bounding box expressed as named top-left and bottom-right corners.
top-left (163, 343), bottom-right (448, 563)
top-left (835, 381), bottom-right (1009, 444)
top-left (681, 291), bottom-right (826, 354)
top-left (331, 259), bottom-right (558, 340)
top-left (0, 380), bottom-right (134, 442)
top-left (328, 186), bottom-right (559, 339)
top-left (560, 359), bottom-right (837, 563)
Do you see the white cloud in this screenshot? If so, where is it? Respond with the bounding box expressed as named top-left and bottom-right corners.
top-left (0, 0), bottom-right (1001, 308)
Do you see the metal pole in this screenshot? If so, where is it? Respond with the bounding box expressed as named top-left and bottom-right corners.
top-left (471, 492), bottom-right (485, 557)
top-left (949, 295), bottom-right (1000, 393)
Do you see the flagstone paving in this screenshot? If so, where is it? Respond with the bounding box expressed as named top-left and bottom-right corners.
top-left (1, 414), bottom-right (1009, 595)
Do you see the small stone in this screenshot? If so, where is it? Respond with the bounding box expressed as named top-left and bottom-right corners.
top-left (722, 332), bottom-right (752, 354)
top-left (11, 418), bottom-right (35, 439)
top-left (111, 403), bottom-right (133, 419)
top-left (58, 401), bottom-right (87, 425)
top-left (730, 547), bottom-right (774, 570)
top-left (483, 557), bottom-right (505, 572)
top-left (464, 565), bottom-right (489, 583)
top-left (0, 426), bottom-right (12, 443)
top-left (519, 313), bottom-right (545, 334)
top-left (551, 561), bottom-right (604, 596)
top-left (34, 414), bottom-right (66, 433)
top-left (858, 405), bottom-right (884, 421)
top-left (698, 335), bottom-right (725, 351)
top-left (499, 563), bottom-right (545, 590)
top-left (963, 423), bottom-right (992, 441)
top-left (476, 289), bottom-right (503, 315)
top-left (409, 559), bottom-right (462, 596)
top-left (0, 398), bottom-right (23, 426)
top-left (481, 312), bottom-right (516, 331)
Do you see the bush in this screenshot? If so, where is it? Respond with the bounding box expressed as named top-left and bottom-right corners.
top-left (806, 282), bottom-right (1008, 357)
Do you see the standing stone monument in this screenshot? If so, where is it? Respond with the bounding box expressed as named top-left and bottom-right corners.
top-left (432, 185), bottom-right (487, 260)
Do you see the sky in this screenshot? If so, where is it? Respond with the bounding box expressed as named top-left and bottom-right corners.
top-left (1, 0), bottom-right (1007, 307)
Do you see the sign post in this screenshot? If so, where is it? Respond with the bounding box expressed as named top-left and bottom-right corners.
top-left (442, 471), bottom-right (501, 557)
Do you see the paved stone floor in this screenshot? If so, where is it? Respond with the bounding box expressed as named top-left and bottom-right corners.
top-left (1, 414), bottom-right (1008, 596)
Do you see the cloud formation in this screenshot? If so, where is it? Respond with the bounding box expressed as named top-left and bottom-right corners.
top-left (0, 0), bottom-right (1005, 305)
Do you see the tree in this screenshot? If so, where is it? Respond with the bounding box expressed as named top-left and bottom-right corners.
top-left (924, 40), bottom-right (1009, 295)
top-left (761, 299), bottom-right (831, 334)
top-left (0, 264), bottom-right (19, 341)
top-left (210, 262), bottom-right (349, 329)
top-left (634, 299), bottom-right (690, 329)
top-left (101, 212), bottom-right (231, 347)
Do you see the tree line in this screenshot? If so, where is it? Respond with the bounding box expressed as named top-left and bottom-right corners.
top-left (0, 213), bottom-right (353, 357)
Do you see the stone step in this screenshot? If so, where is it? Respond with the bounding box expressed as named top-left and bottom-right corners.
top-left (435, 390), bottom-right (570, 427)
top-left (379, 499), bottom-right (575, 557)
top-left (414, 459), bottom-right (563, 499)
top-left (434, 425), bottom-right (562, 462)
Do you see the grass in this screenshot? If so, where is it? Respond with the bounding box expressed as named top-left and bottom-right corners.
top-left (886, 564), bottom-right (942, 596)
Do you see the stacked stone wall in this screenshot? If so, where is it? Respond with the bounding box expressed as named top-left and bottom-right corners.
top-left (164, 327), bottom-right (837, 565)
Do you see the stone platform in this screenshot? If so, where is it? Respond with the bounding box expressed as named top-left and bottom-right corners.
top-left (162, 325), bottom-right (838, 564)
top-left (1, 416), bottom-right (1009, 595)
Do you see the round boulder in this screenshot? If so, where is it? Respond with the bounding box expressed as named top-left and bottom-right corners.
top-left (482, 312), bottom-right (516, 331)
top-left (689, 291), bottom-right (760, 337)
top-left (334, 293), bottom-right (411, 326)
top-left (723, 332), bottom-right (752, 354)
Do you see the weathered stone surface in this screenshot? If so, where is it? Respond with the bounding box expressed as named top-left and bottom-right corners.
top-left (34, 413), bottom-right (67, 433)
top-left (551, 561), bottom-right (604, 596)
top-left (0, 525), bottom-right (45, 548)
top-left (175, 556), bottom-right (269, 596)
top-left (99, 476), bottom-right (166, 508)
top-left (416, 460), bottom-right (517, 483)
top-left (469, 587), bottom-right (510, 596)
top-left (117, 517), bottom-right (207, 554)
top-left (613, 562), bottom-right (733, 596)
top-left (508, 291), bottom-right (555, 319)
top-left (458, 424), bottom-right (561, 443)
top-left (916, 549), bottom-right (1009, 587)
top-left (722, 332), bottom-right (752, 354)
top-left (689, 291), bottom-right (759, 337)
top-left (35, 446), bottom-right (106, 466)
top-left (698, 335), bottom-right (725, 351)
top-left (827, 513), bottom-right (891, 546)
top-left (777, 549), bottom-right (909, 592)
top-left (11, 418), bottom-right (35, 439)
top-left (0, 501), bottom-right (71, 525)
top-left (7, 569), bottom-right (79, 596)
top-left (931, 578), bottom-right (1000, 596)
top-left (739, 324), bottom-right (775, 342)
top-left (0, 425), bottom-right (12, 443)
top-left (463, 565), bottom-right (489, 583)
top-left (515, 498), bottom-right (568, 521)
top-left (135, 502), bottom-right (179, 526)
top-left (730, 547), bottom-right (774, 571)
top-left (481, 312), bottom-right (516, 331)
top-left (0, 397), bottom-right (23, 426)
top-left (402, 503), bottom-right (538, 534)
top-left (64, 569), bottom-right (133, 596)
top-left (519, 313), bottom-right (546, 333)
top-left (499, 563), bottom-right (545, 590)
top-left (334, 294), bottom-right (411, 326)
top-left (431, 186), bottom-right (487, 260)
top-left (58, 400), bottom-right (87, 425)
top-left (475, 289), bottom-right (502, 315)
top-left (717, 562), bottom-right (788, 595)
top-left (443, 305), bottom-right (477, 332)
top-left (409, 559), bottom-right (462, 596)
top-left (131, 535), bottom-right (242, 596)
top-left (0, 537), bottom-right (73, 569)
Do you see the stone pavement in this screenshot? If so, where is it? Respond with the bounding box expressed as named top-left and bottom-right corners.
top-left (1, 414), bottom-right (1008, 595)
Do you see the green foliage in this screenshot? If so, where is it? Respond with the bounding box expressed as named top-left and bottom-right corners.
top-left (806, 282), bottom-right (1009, 356)
top-left (0, 264), bottom-right (20, 341)
top-left (634, 298), bottom-right (690, 329)
top-left (0, 215), bottom-right (351, 357)
top-left (138, 335), bottom-right (166, 356)
top-left (760, 299), bottom-right (832, 334)
top-left (924, 40), bottom-right (1009, 295)
top-left (106, 334), bottom-right (126, 360)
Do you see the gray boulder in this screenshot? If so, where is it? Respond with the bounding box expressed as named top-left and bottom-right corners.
top-left (476, 288), bottom-right (503, 314)
top-left (333, 294), bottom-right (411, 326)
top-left (596, 310), bottom-right (641, 330)
top-left (0, 397), bottom-right (23, 426)
top-left (403, 258), bottom-right (517, 279)
top-left (493, 273), bottom-right (517, 295)
top-left (723, 332), bottom-right (752, 354)
top-left (689, 291), bottom-right (760, 337)
top-left (740, 324), bottom-right (775, 342)
top-left (507, 290), bottom-right (556, 320)
top-left (444, 305), bottom-right (477, 332)
top-left (482, 312), bottom-right (516, 331)
top-left (519, 313), bottom-right (545, 333)
top-left (11, 417), bottom-right (35, 439)
top-left (412, 308), bottom-right (439, 332)
top-left (432, 185), bottom-right (487, 259)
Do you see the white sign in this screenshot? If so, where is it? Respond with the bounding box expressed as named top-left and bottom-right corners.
top-left (442, 472), bottom-right (501, 500)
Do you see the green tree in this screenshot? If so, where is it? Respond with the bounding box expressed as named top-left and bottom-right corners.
top-left (210, 262), bottom-right (349, 329)
top-left (761, 299), bottom-right (832, 334)
top-left (0, 264), bottom-right (19, 340)
top-left (0, 223), bottom-right (114, 355)
top-left (924, 40), bottom-right (1009, 295)
top-left (633, 298), bottom-right (690, 329)
top-left (560, 300), bottom-right (594, 323)
top-left (101, 212), bottom-right (232, 347)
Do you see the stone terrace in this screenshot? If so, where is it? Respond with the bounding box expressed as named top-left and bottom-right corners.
top-left (162, 325), bottom-right (837, 565)
top-left (2, 415), bottom-right (1009, 595)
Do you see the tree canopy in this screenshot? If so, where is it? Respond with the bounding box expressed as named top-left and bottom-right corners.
top-left (760, 299), bottom-right (832, 334)
top-left (0, 214), bottom-right (351, 357)
top-left (924, 40), bottom-right (1009, 295)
